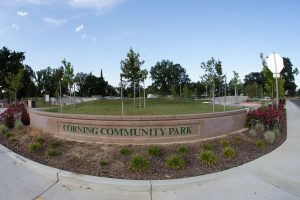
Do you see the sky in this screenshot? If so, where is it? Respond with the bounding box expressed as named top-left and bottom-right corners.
top-left (0, 0), bottom-right (299, 88)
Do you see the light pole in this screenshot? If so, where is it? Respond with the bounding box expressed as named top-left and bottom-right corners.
top-left (60, 79), bottom-right (62, 113)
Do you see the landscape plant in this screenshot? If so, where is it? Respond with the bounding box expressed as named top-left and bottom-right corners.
top-left (221, 140), bottom-right (230, 148)
top-left (130, 155), bottom-right (150, 172)
top-left (198, 150), bottom-right (217, 166)
top-left (28, 143), bottom-right (41, 153)
top-left (202, 143), bottom-right (214, 151)
top-left (256, 140), bottom-right (266, 148)
top-left (148, 146), bottom-right (163, 156)
top-left (120, 147), bottom-right (131, 156)
top-left (264, 130), bottom-right (276, 144)
top-left (165, 154), bottom-right (185, 170)
top-left (0, 124), bottom-right (8, 134)
top-left (223, 147), bottom-right (236, 158)
top-left (14, 119), bottom-right (24, 129)
top-left (45, 148), bottom-right (60, 157)
top-left (177, 146), bottom-right (189, 154)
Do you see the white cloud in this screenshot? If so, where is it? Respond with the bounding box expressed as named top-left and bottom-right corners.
top-left (81, 33), bottom-right (87, 39)
top-left (15, 0), bottom-right (54, 5)
top-left (17, 11), bottom-right (29, 17)
top-left (69, 0), bottom-right (124, 13)
top-left (44, 17), bottom-right (67, 25)
top-left (75, 24), bottom-right (84, 32)
top-left (11, 23), bottom-right (20, 30)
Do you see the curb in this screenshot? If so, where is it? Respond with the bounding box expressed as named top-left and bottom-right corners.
top-left (0, 144), bottom-right (238, 191)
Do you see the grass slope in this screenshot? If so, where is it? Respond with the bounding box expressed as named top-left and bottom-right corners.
top-left (43, 98), bottom-right (239, 116)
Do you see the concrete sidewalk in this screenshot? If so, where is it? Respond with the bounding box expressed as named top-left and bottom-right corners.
top-left (0, 101), bottom-right (300, 200)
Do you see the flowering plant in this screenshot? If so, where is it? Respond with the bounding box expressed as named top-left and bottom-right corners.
top-left (0, 103), bottom-right (30, 128)
top-left (247, 100), bottom-right (285, 129)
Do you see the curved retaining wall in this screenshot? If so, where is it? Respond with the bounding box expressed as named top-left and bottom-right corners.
top-left (29, 109), bottom-right (247, 144)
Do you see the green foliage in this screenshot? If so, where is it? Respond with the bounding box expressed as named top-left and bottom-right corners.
top-left (255, 123), bottom-right (265, 133)
top-left (99, 160), bottom-right (108, 166)
top-left (121, 47), bottom-right (145, 83)
top-left (234, 136), bottom-right (243, 143)
top-left (130, 155), bottom-right (150, 172)
top-left (165, 154), bottom-right (185, 170)
top-left (177, 146), bottom-right (189, 154)
top-left (14, 119), bottom-right (24, 129)
top-left (35, 136), bottom-right (45, 145)
top-left (198, 150), bottom-right (217, 166)
top-left (5, 68), bottom-right (24, 102)
top-left (223, 147), bottom-right (236, 158)
top-left (249, 129), bottom-right (257, 137)
top-left (45, 148), bottom-right (60, 157)
top-left (48, 139), bottom-right (61, 148)
top-left (281, 57), bottom-right (299, 96)
top-left (221, 140), bottom-right (230, 148)
top-left (202, 143), bottom-right (214, 151)
top-left (120, 147), bottom-right (131, 156)
top-left (245, 83), bottom-right (257, 99)
top-left (28, 143), bottom-right (41, 153)
top-left (256, 140), bottom-right (266, 148)
top-left (274, 128), bottom-right (280, 137)
top-left (0, 124), bottom-right (8, 134)
top-left (5, 132), bottom-right (13, 140)
top-left (264, 131), bottom-right (276, 143)
top-left (148, 146), bottom-right (163, 156)
top-left (150, 60), bottom-right (189, 96)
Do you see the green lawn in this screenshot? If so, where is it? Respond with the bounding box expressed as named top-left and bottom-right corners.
top-left (42, 97), bottom-right (240, 116)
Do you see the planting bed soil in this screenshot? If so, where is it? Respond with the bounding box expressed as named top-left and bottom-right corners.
top-left (0, 123), bottom-right (286, 180)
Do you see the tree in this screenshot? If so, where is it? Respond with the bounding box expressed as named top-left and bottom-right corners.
top-left (5, 69), bottom-right (24, 104)
top-left (62, 59), bottom-right (74, 98)
top-left (150, 60), bottom-right (189, 95)
top-left (245, 83), bottom-right (257, 99)
top-left (121, 48), bottom-right (145, 112)
top-left (243, 72), bottom-right (265, 97)
top-left (228, 71), bottom-right (243, 96)
top-left (0, 47), bottom-right (36, 98)
top-left (281, 57), bottom-right (299, 96)
top-left (121, 48), bottom-right (144, 86)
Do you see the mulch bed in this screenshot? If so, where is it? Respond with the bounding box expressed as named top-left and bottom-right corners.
top-left (0, 124), bottom-right (286, 180)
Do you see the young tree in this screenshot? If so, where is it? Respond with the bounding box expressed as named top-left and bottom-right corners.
top-left (62, 59), bottom-right (74, 102)
top-left (121, 48), bottom-right (145, 113)
top-left (5, 68), bottom-right (24, 104)
top-left (228, 71), bottom-right (242, 96)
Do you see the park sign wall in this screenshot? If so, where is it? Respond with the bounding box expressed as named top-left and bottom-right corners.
top-left (28, 109), bottom-right (247, 144)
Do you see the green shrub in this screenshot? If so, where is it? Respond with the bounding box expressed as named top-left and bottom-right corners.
top-left (5, 132), bottom-right (13, 140)
top-left (148, 146), bottom-right (163, 156)
top-left (130, 155), bottom-right (150, 172)
top-left (223, 147), bottom-right (236, 158)
top-left (35, 136), bottom-right (45, 145)
top-left (255, 123), bottom-right (265, 132)
top-left (264, 131), bottom-right (276, 143)
top-left (165, 154), bottom-right (185, 170)
top-left (177, 146), bottom-right (189, 154)
top-left (202, 143), bottom-right (214, 151)
top-left (0, 124), bottom-right (9, 134)
top-left (120, 147), bottom-right (131, 156)
top-left (198, 150), bottom-right (217, 166)
top-left (99, 160), bottom-right (108, 166)
top-left (48, 139), bottom-right (61, 148)
top-left (221, 140), bottom-right (230, 148)
top-left (45, 148), bottom-right (60, 157)
top-left (14, 119), bottom-right (24, 129)
top-left (256, 140), bottom-right (266, 148)
top-left (28, 143), bottom-right (41, 153)
top-left (274, 128), bottom-right (280, 137)
top-left (249, 129), bottom-right (257, 137)
top-left (234, 136), bottom-right (243, 143)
